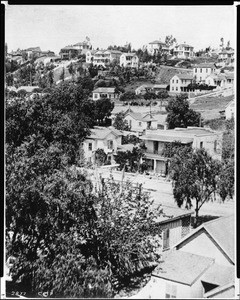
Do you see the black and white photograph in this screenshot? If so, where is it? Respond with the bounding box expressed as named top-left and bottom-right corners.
top-left (3, 3), bottom-right (237, 299)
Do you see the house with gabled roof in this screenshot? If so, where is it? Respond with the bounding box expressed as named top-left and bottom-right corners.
top-left (120, 52), bottom-right (139, 68)
top-left (173, 42), bottom-right (194, 59)
top-left (129, 215), bottom-right (235, 299)
top-left (123, 108), bottom-right (158, 133)
top-left (82, 126), bottom-right (122, 165)
top-left (193, 63), bottom-right (217, 83)
top-left (92, 87), bottom-right (120, 100)
top-left (170, 73), bottom-right (194, 94)
top-left (147, 40), bottom-right (170, 56)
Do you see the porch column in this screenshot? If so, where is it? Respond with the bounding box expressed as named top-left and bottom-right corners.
top-left (153, 159), bottom-right (157, 172)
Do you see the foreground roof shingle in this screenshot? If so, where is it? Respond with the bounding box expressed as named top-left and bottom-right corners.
top-left (153, 250), bottom-right (214, 285)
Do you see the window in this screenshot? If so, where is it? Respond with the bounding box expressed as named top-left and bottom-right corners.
top-left (139, 122), bottom-right (142, 127)
top-left (166, 283), bottom-right (177, 298)
top-left (88, 143), bottom-right (92, 151)
top-left (200, 76), bottom-right (202, 81)
top-left (172, 87), bottom-right (174, 91)
top-left (172, 79), bottom-right (174, 83)
top-left (176, 80), bottom-right (178, 83)
top-left (200, 141), bottom-right (203, 149)
top-left (176, 87), bottom-right (178, 91)
top-left (107, 140), bottom-right (113, 149)
top-left (200, 68), bottom-right (202, 73)
top-left (206, 68), bottom-right (208, 72)
top-left (94, 93), bottom-right (98, 99)
top-left (162, 228), bottom-right (170, 250)
top-left (195, 68), bottom-right (197, 73)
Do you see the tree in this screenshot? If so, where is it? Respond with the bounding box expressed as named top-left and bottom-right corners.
top-left (114, 145), bottom-right (146, 172)
top-left (166, 93), bottom-right (202, 129)
top-left (59, 67), bottom-right (65, 82)
top-left (17, 89), bottom-right (27, 98)
top-left (68, 63), bottom-right (75, 81)
top-left (6, 73), bottom-right (14, 86)
top-left (157, 90), bottom-right (168, 111)
top-left (47, 70), bottom-right (54, 87)
top-left (95, 148), bottom-right (107, 166)
top-left (165, 35), bottom-right (177, 47)
top-left (94, 97), bottom-right (114, 125)
top-left (112, 112), bottom-right (130, 131)
top-left (169, 147), bottom-right (221, 227)
top-left (6, 155), bottom-right (162, 297)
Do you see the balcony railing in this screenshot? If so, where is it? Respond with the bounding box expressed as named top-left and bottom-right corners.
top-left (145, 149), bottom-right (165, 156)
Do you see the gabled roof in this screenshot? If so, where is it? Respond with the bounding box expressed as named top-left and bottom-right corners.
top-left (174, 73), bottom-right (193, 80)
top-left (149, 40), bottom-right (166, 45)
top-left (225, 73), bottom-right (234, 80)
top-left (194, 63), bottom-right (216, 68)
top-left (93, 87), bottom-right (116, 93)
top-left (175, 215), bottom-right (235, 264)
top-left (153, 250), bottom-right (214, 285)
top-left (88, 126), bottom-right (122, 140)
top-left (154, 204), bottom-right (193, 223)
top-left (200, 263), bottom-right (235, 286)
top-left (25, 46), bottom-right (41, 52)
top-left (176, 43), bottom-right (193, 48)
top-left (121, 52), bottom-right (137, 57)
top-left (74, 42), bottom-right (88, 46)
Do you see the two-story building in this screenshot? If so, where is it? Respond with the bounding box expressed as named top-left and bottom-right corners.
top-left (120, 53), bottom-right (139, 68)
top-left (82, 126), bottom-right (122, 164)
top-left (91, 49), bottom-right (122, 67)
top-left (140, 127), bottom-right (222, 175)
top-left (92, 87), bottom-right (120, 100)
top-left (59, 46), bottom-right (79, 60)
top-left (86, 50), bottom-right (97, 64)
top-left (193, 63), bottom-right (217, 83)
top-left (173, 43), bottom-right (194, 59)
top-left (170, 73), bottom-right (194, 93)
top-left (24, 46), bottom-right (42, 59)
top-left (147, 40), bottom-right (170, 56)
top-left (72, 41), bottom-right (92, 55)
top-left (124, 109), bottom-right (158, 133)
top-left (218, 49), bottom-right (234, 67)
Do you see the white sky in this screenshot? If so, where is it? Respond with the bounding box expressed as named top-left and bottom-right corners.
top-left (5, 4), bottom-right (236, 54)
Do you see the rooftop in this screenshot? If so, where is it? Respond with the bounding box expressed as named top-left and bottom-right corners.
top-left (93, 87), bottom-right (116, 93)
top-left (143, 127), bottom-right (217, 138)
top-left (25, 46), bottom-right (41, 52)
top-left (176, 43), bottom-right (193, 48)
top-left (194, 63), bottom-right (216, 68)
top-left (149, 40), bottom-right (166, 45)
top-left (176, 215), bottom-right (235, 264)
top-left (201, 263), bottom-right (235, 286)
top-left (175, 73), bottom-right (193, 80)
top-left (153, 250), bottom-right (214, 285)
top-left (154, 204), bottom-right (193, 223)
top-left (88, 126), bottom-right (122, 140)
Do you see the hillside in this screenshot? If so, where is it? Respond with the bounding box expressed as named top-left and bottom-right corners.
top-left (190, 94), bottom-right (234, 120)
top-left (154, 65), bottom-right (193, 84)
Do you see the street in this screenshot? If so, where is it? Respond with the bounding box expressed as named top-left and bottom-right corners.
top-left (98, 168), bottom-right (234, 218)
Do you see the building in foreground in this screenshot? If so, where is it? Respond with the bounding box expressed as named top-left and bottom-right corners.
top-left (130, 215), bottom-right (235, 299)
top-left (140, 127), bottom-right (222, 175)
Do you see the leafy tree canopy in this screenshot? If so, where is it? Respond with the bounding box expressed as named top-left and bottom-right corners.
top-left (166, 93), bottom-right (202, 129)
